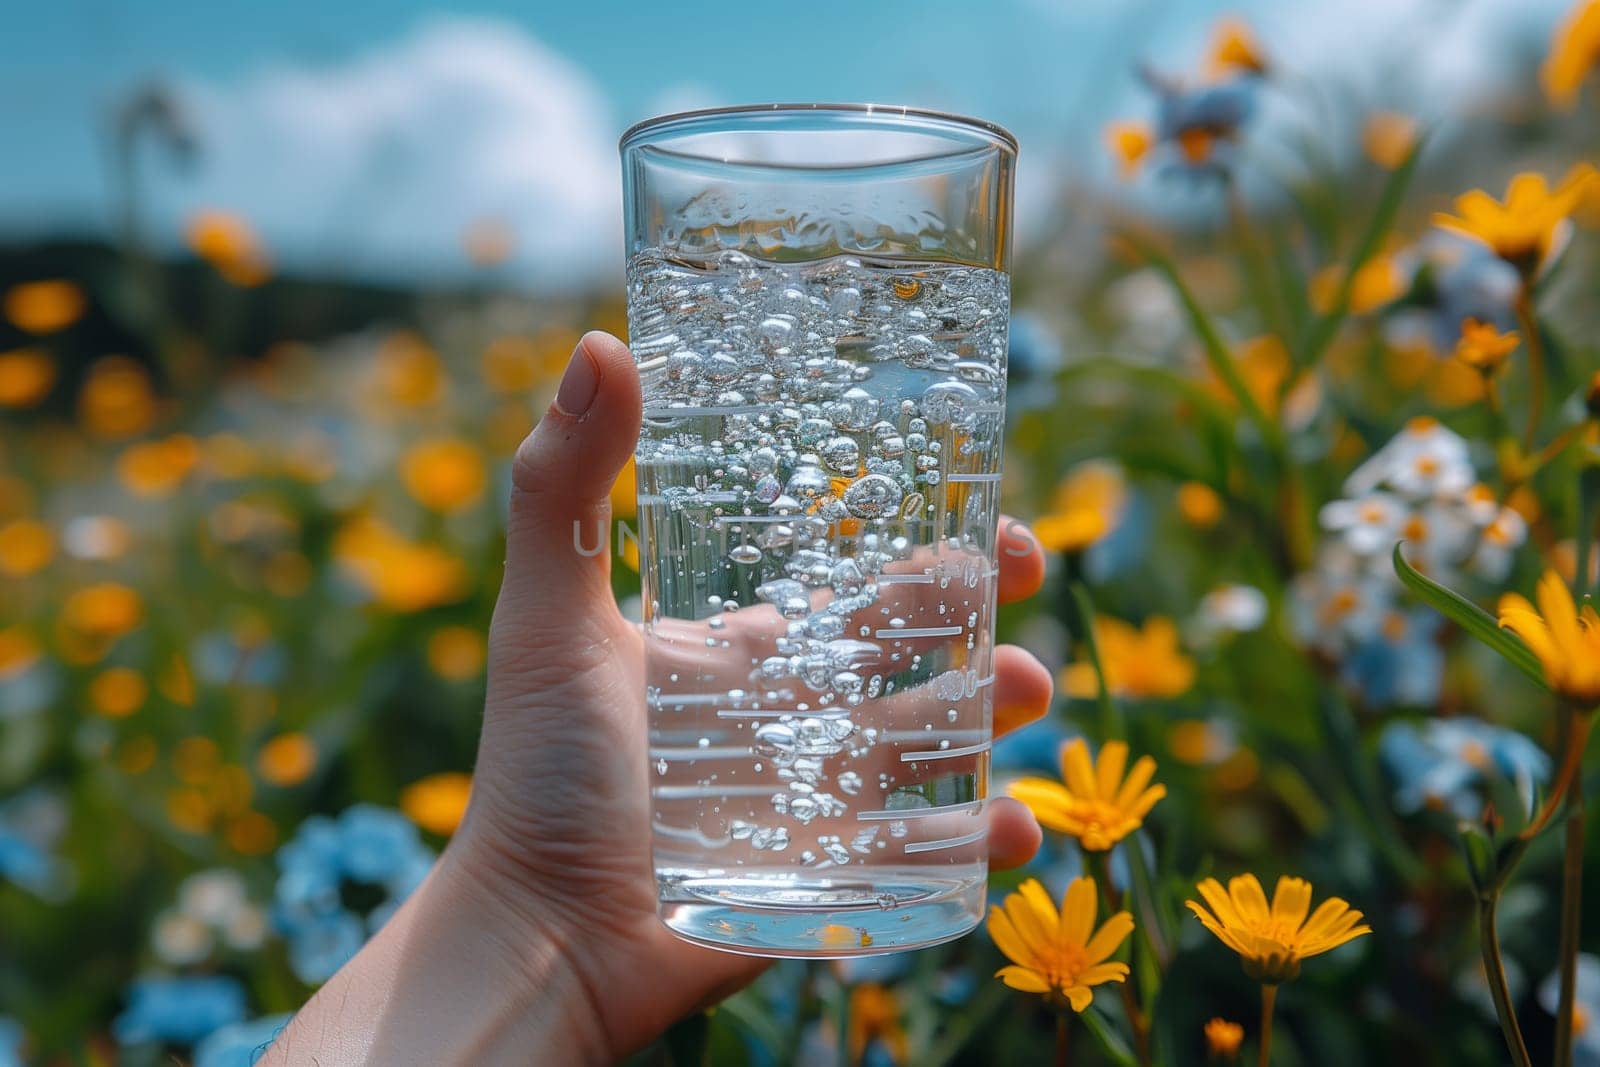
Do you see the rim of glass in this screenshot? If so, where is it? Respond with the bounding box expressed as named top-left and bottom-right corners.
top-left (619, 103), bottom-right (1018, 165)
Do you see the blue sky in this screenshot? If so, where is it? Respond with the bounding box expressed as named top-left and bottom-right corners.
top-left (2, 0), bottom-right (1570, 287)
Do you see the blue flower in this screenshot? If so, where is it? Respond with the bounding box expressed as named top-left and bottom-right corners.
top-left (1340, 611), bottom-right (1445, 707)
top-left (1143, 70), bottom-right (1262, 180)
top-left (0, 1017), bottom-right (25, 1067)
top-left (0, 789), bottom-right (71, 900)
top-left (992, 717), bottom-right (1078, 776)
top-left (113, 974), bottom-right (248, 1047)
top-left (1380, 718), bottom-right (1550, 821)
top-left (193, 1013), bottom-right (294, 1067)
top-left (192, 631), bottom-right (287, 687)
top-left (1539, 954), bottom-right (1600, 1066)
top-left (1005, 313), bottom-right (1064, 410)
top-left (273, 804), bottom-right (435, 983)
top-left (1386, 234), bottom-right (1520, 356)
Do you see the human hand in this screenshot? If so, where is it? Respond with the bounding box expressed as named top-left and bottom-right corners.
top-left (263, 332), bottom-right (1052, 1064)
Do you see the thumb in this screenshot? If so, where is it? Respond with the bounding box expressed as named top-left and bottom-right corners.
top-left (494, 331), bottom-right (641, 647)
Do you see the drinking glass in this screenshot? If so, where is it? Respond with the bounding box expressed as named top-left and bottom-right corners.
top-left (620, 104), bottom-right (1016, 956)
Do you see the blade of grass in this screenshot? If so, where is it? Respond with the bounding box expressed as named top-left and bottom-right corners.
top-left (1125, 235), bottom-right (1282, 450)
top-left (1296, 137), bottom-right (1424, 371)
top-left (1392, 544), bottom-right (1548, 687)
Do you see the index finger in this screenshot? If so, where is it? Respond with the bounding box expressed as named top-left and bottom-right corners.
top-left (996, 514), bottom-right (1045, 605)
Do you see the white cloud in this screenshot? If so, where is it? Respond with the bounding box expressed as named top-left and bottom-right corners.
top-left (167, 18), bottom-right (622, 291)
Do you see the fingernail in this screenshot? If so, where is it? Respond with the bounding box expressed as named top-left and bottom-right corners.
top-left (555, 339), bottom-right (599, 416)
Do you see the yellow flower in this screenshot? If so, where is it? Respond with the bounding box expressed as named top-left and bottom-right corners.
top-left (1204, 1017), bottom-right (1245, 1059)
top-left (1433, 165), bottom-right (1600, 273)
top-left (226, 811), bottom-right (279, 855)
top-left (78, 356), bottom-right (157, 439)
top-left (846, 984), bottom-right (908, 1065)
top-left (1035, 461), bottom-right (1125, 554)
top-left (1363, 112), bottom-right (1418, 170)
top-left (610, 456), bottom-right (638, 521)
top-left (401, 772), bottom-right (472, 835)
top-left (1177, 481), bottom-right (1225, 528)
top-left (0, 627), bottom-right (42, 681)
top-left (0, 519), bottom-right (53, 576)
top-left (117, 435), bottom-right (200, 498)
top-left (186, 210), bottom-right (271, 287)
top-left (427, 626), bottom-right (486, 681)
top-left (0, 348), bottom-right (56, 408)
top-left (1008, 739), bottom-right (1167, 851)
top-left (1498, 570), bottom-right (1600, 708)
top-left (1207, 16), bottom-right (1269, 77)
top-left (4, 280), bottom-right (86, 334)
top-left (988, 877), bottom-right (1134, 1010)
top-left (373, 332), bottom-right (446, 408)
top-left (88, 667), bottom-right (147, 718)
top-left (332, 516), bottom-right (468, 613)
top-left (1453, 318), bottom-right (1519, 373)
top-left (1309, 254), bottom-right (1406, 315)
top-left (258, 733), bottom-right (318, 787)
top-left (1105, 120), bottom-right (1155, 179)
top-left (1061, 616), bottom-right (1195, 700)
top-left (401, 438), bottom-right (487, 513)
top-left (1543, 0), bottom-right (1600, 109)
top-left (1186, 874), bottom-right (1371, 984)
top-left (62, 583), bottom-right (143, 640)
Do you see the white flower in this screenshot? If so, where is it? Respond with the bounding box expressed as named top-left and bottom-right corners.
top-left (223, 904), bottom-right (269, 951)
top-left (1468, 506), bottom-right (1528, 583)
top-left (1320, 492), bottom-right (1406, 556)
top-left (1387, 424), bottom-right (1474, 499)
top-left (1198, 584), bottom-right (1269, 634)
top-left (1289, 546), bottom-right (1393, 655)
top-left (152, 910), bottom-right (215, 965)
top-left (179, 869), bottom-right (248, 927)
top-left (1461, 483), bottom-right (1500, 525)
top-left (1396, 502), bottom-right (1476, 576)
top-left (1345, 418), bottom-right (1473, 500)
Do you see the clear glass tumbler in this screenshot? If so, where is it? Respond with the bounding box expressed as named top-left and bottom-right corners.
top-left (621, 104), bottom-right (1016, 957)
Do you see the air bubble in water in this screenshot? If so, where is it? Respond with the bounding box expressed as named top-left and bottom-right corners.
top-left (843, 475), bottom-right (903, 519)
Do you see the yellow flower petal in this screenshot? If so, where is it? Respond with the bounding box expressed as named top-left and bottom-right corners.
top-left (1271, 876), bottom-right (1314, 930)
top-left (1227, 874), bottom-right (1271, 923)
top-left (1095, 740), bottom-right (1129, 801)
top-left (1060, 877), bottom-right (1098, 947)
top-left (995, 965), bottom-right (1053, 993)
top-left (1083, 910), bottom-right (1135, 964)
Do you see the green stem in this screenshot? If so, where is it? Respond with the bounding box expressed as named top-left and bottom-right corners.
top-left (1555, 783), bottom-right (1586, 1066)
top-left (1520, 712), bottom-right (1591, 841)
top-left (1090, 851), bottom-right (1150, 1066)
top-left (1478, 893), bottom-right (1534, 1067)
top-left (1069, 580), bottom-right (1123, 741)
top-left (1513, 286), bottom-right (1545, 458)
top-left (1057, 1012), bottom-right (1071, 1067)
top-left (1258, 985), bottom-right (1277, 1067)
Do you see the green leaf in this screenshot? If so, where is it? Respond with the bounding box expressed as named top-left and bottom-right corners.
top-left (1080, 1004), bottom-right (1139, 1067)
top-left (1391, 544), bottom-right (1548, 688)
top-left (1124, 234), bottom-right (1282, 450)
top-left (1296, 136), bottom-right (1425, 370)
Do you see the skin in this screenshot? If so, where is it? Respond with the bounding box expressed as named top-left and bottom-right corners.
top-left (261, 332), bottom-right (1051, 1065)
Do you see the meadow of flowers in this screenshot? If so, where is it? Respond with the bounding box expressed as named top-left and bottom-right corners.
top-left (3, 6), bottom-right (1600, 1065)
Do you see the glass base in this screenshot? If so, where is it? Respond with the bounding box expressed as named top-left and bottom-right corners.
top-left (658, 874), bottom-right (984, 958)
